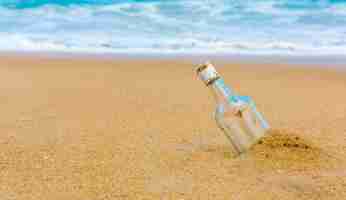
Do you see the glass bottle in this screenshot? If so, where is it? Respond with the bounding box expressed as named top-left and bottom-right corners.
top-left (196, 62), bottom-right (270, 155)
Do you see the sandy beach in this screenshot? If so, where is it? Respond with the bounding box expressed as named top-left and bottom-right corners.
top-left (0, 54), bottom-right (346, 199)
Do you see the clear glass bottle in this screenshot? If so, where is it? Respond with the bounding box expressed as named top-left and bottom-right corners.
top-left (196, 62), bottom-right (270, 155)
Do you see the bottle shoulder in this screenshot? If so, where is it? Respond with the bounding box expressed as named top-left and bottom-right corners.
top-left (215, 95), bottom-right (251, 112)
top-left (214, 94), bottom-right (257, 123)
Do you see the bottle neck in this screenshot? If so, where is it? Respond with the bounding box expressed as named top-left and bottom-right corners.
top-left (209, 78), bottom-right (236, 104)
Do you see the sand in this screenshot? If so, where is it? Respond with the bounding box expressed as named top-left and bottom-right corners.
top-left (0, 54), bottom-right (345, 199)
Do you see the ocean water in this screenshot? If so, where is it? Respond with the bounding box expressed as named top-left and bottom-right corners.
top-left (1, 0), bottom-right (346, 55)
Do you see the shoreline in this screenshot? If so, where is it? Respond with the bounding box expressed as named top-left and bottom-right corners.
top-left (1, 50), bottom-right (346, 67)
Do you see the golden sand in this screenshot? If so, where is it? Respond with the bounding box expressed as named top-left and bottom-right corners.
top-left (0, 55), bottom-right (345, 199)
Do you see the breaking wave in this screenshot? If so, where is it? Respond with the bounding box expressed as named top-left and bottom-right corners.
top-left (0, 0), bottom-right (346, 55)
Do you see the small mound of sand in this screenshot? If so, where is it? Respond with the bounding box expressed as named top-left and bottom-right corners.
top-left (256, 129), bottom-right (313, 150)
top-left (246, 129), bottom-right (336, 170)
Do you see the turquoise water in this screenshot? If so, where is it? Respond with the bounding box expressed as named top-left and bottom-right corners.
top-left (1, 0), bottom-right (346, 54)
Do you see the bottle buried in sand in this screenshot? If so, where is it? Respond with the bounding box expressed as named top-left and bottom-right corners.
top-left (196, 62), bottom-right (270, 155)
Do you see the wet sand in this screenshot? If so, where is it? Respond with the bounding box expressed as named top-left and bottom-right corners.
top-left (0, 55), bottom-right (346, 199)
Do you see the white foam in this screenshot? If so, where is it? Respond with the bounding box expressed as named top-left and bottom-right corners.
top-left (0, 1), bottom-right (346, 55)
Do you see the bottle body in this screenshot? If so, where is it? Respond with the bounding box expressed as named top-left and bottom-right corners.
top-left (212, 78), bottom-right (269, 154)
top-left (197, 63), bottom-right (270, 155)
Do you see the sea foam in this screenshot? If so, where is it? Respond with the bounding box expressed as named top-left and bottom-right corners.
top-left (0, 0), bottom-right (346, 55)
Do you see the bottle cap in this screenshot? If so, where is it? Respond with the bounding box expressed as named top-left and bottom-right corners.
top-left (196, 62), bottom-right (220, 86)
